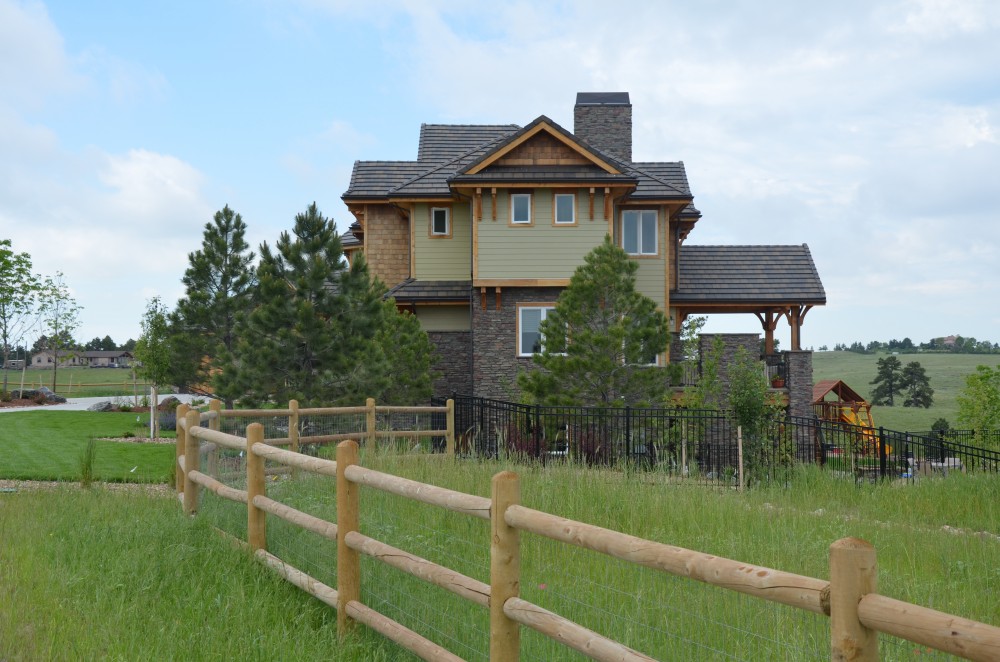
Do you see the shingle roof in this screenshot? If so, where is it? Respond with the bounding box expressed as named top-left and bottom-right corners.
top-left (673, 245), bottom-right (826, 304)
top-left (343, 117), bottom-right (696, 204)
top-left (628, 162), bottom-right (692, 198)
top-left (385, 279), bottom-right (471, 303)
top-left (418, 124), bottom-right (520, 163)
top-left (343, 161), bottom-right (427, 199)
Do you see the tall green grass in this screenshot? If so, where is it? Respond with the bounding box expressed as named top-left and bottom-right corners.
top-left (200, 451), bottom-right (1000, 660)
top-left (0, 487), bottom-right (401, 660)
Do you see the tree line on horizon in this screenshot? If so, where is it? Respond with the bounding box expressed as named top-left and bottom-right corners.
top-left (830, 336), bottom-right (1000, 354)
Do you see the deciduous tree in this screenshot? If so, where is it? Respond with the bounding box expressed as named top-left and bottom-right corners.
top-left (134, 297), bottom-right (172, 436)
top-left (518, 236), bottom-right (669, 407)
top-left (956, 365), bottom-right (1000, 447)
top-left (37, 272), bottom-right (81, 392)
top-left (0, 240), bottom-right (41, 392)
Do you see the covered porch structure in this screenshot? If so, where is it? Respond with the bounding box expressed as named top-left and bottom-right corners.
top-left (670, 244), bottom-right (827, 354)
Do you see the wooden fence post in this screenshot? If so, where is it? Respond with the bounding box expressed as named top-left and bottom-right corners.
top-left (337, 440), bottom-right (361, 636)
top-left (183, 409), bottom-right (201, 516)
top-left (209, 399), bottom-right (222, 431)
top-left (175, 403), bottom-right (189, 495)
top-left (446, 398), bottom-right (455, 456)
top-left (289, 399), bottom-right (300, 454)
top-left (289, 399), bottom-right (300, 479)
top-left (247, 422), bottom-right (266, 552)
top-left (366, 397), bottom-right (377, 448)
top-left (830, 537), bottom-right (878, 661)
top-left (491, 471), bottom-right (521, 661)
top-left (208, 399), bottom-right (222, 477)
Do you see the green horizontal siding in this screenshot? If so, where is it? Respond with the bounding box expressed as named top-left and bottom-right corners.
top-left (478, 189), bottom-right (610, 280)
top-left (415, 305), bottom-right (471, 331)
top-left (414, 202), bottom-right (471, 280)
top-left (634, 257), bottom-right (666, 308)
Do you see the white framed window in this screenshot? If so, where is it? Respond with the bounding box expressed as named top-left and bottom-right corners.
top-left (517, 304), bottom-right (555, 356)
top-left (430, 207), bottom-right (451, 238)
top-left (554, 193), bottom-right (576, 225)
top-left (621, 210), bottom-right (657, 255)
top-left (511, 193), bottom-right (532, 225)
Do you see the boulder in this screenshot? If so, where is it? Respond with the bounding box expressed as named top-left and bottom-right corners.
top-left (158, 396), bottom-right (181, 411)
top-left (88, 401), bottom-right (115, 412)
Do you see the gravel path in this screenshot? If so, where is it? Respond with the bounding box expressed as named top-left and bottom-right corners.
top-left (0, 479), bottom-right (174, 495)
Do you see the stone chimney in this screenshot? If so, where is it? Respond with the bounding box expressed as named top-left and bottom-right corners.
top-left (573, 92), bottom-right (632, 163)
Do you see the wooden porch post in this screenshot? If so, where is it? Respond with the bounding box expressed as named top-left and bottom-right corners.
top-left (790, 307), bottom-right (802, 351)
top-left (757, 311), bottom-right (777, 355)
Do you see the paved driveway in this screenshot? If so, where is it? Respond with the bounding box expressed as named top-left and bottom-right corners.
top-left (0, 394), bottom-right (205, 413)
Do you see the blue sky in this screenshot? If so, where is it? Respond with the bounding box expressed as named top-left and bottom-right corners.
top-left (2, 0), bottom-right (999, 351)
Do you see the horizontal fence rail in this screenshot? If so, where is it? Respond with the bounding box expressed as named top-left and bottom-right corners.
top-left (174, 398), bottom-right (1000, 661)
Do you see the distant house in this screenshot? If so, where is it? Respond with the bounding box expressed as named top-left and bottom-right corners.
top-left (83, 350), bottom-right (134, 368)
top-left (31, 350), bottom-right (133, 368)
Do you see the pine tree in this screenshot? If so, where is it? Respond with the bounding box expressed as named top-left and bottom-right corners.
top-left (371, 300), bottom-right (436, 405)
top-left (901, 361), bottom-right (934, 408)
top-left (171, 205), bottom-right (256, 401)
top-left (518, 236), bottom-right (669, 407)
top-left (869, 355), bottom-right (903, 406)
top-left (216, 203), bottom-right (385, 407)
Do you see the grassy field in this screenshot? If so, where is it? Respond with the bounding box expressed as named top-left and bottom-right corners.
top-left (813, 351), bottom-right (1000, 432)
top-left (199, 451), bottom-right (999, 660)
top-left (1, 403), bottom-right (998, 658)
top-left (0, 488), bottom-right (400, 660)
top-left (0, 411), bottom-right (172, 483)
top-left (4, 366), bottom-right (151, 397)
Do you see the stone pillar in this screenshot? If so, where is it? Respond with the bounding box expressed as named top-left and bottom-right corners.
top-left (785, 350), bottom-right (813, 420)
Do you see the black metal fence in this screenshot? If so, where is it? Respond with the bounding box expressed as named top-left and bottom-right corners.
top-left (437, 395), bottom-right (1000, 487)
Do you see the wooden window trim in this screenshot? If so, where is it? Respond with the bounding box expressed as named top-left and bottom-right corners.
top-left (620, 209), bottom-right (659, 257)
top-left (553, 193), bottom-right (578, 226)
top-left (429, 205), bottom-right (452, 239)
top-left (509, 193), bottom-right (533, 226)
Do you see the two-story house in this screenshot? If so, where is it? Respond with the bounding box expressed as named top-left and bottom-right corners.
top-left (342, 93), bottom-right (825, 412)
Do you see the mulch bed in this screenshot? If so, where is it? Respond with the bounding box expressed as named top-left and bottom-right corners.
top-left (0, 398), bottom-right (56, 409)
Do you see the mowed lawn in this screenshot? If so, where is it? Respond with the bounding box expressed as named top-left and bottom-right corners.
top-left (812, 351), bottom-right (1000, 432)
top-left (7, 366), bottom-right (151, 398)
top-left (0, 411), bottom-right (173, 483)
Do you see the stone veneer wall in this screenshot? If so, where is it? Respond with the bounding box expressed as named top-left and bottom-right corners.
top-left (785, 350), bottom-right (813, 419)
top-left (427, 331), bottom-right (471, 400)
top-left (471, 286), bottom-right (562, 401)
top-left (364, 204), bottom-right (410, 287)
top-left (699, 334), bottom-right (760, 407)
top-left (573, 103), bottom-right (633, 163)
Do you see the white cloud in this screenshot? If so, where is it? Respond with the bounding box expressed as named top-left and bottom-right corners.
top-left (889, 0), bottom-right (1000, 37)
top-left (0, 0), bottom-right (85, 109)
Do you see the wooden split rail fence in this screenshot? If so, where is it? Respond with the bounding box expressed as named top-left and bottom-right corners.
top-left (175, 400), bottom-right (1000, 661)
